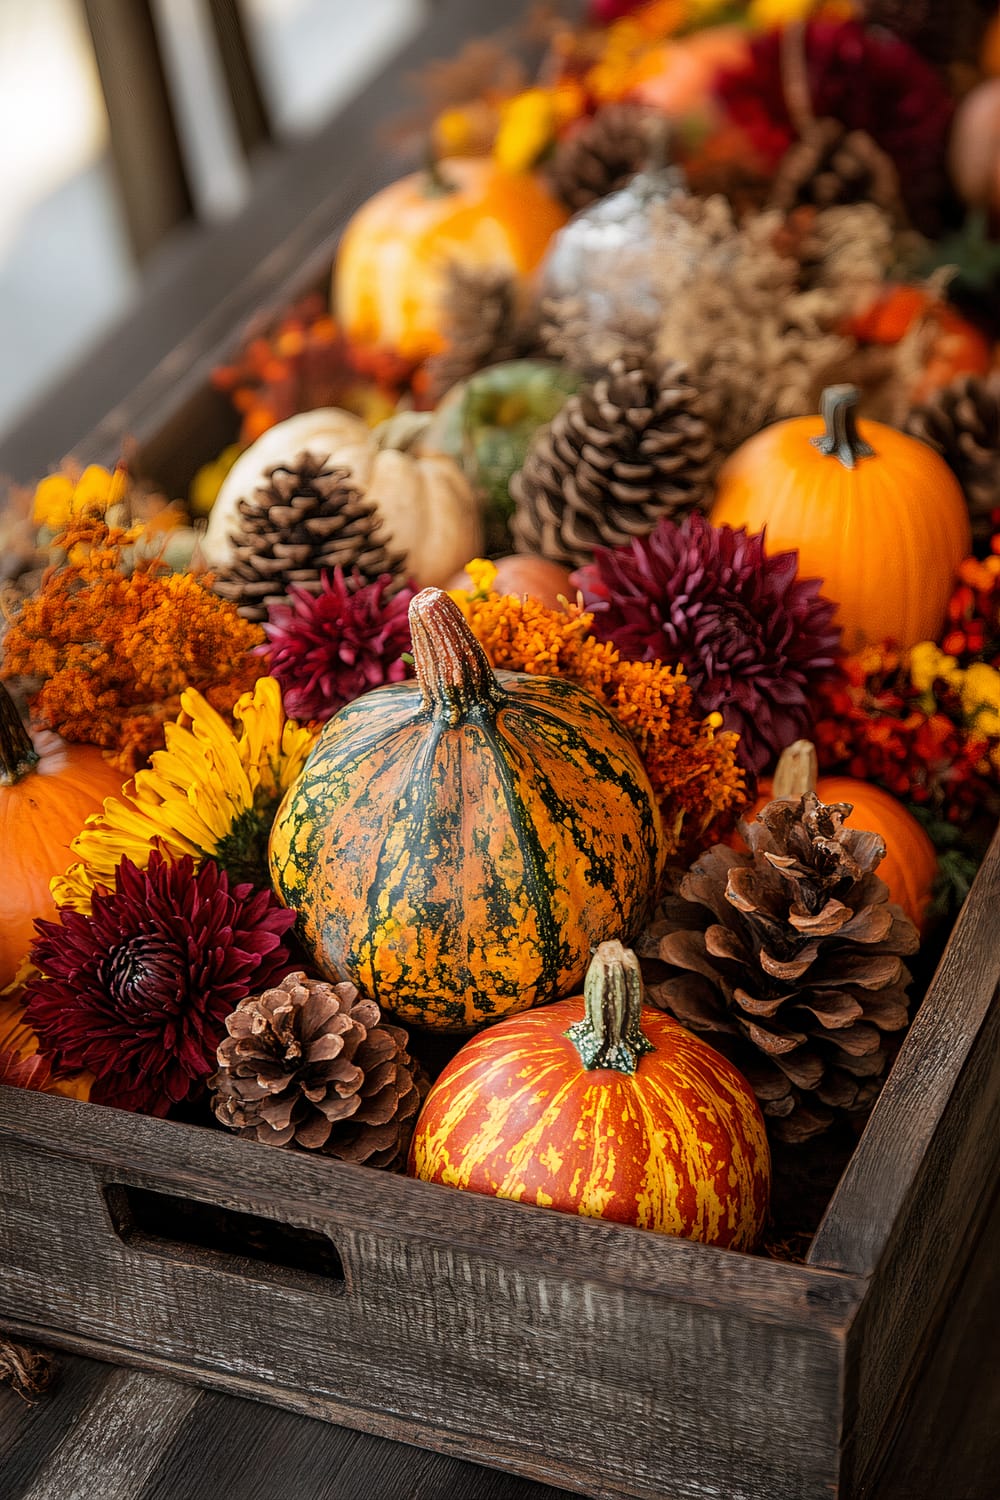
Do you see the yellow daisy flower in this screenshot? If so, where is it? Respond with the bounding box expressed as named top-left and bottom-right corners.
top-left (52, 676), bottom-right (317, 913)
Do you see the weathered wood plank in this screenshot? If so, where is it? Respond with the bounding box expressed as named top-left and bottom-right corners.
top-left (0, 1356), bottom-right (116, 1496)
top-left (0, 1106), bottom-right (859, 1500)
top-left (810, 821), bottom-right (1000, 1276)
top-left (13, 1366), bottom-right (198, 1500)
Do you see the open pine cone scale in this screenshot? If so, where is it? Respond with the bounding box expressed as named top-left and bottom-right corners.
top-left (641, 793), bottom-right (919, 1143)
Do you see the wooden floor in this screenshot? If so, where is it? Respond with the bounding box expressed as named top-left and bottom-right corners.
top-left (1, 1181), bottom-right (998, 1499)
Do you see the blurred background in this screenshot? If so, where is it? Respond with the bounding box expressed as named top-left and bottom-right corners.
top-left (0, 0), bottom-right (427, 441)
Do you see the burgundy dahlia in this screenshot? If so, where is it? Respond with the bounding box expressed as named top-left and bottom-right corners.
top-left (23, 852), bottom-right (296, 1117)
top-left (574, 515), bottom-right (841, 776)
top-left (715, 20), bottom-right (955, 233)
top-left (260, 569), bottom-right (414, 722)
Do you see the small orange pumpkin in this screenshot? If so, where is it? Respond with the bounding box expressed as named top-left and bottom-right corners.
top-left (332, 157), bottom-right (568, 366)
top-left (738, 741), bottom-right (937, 932)
top-left (0, 684), bottom-right (123, 987)
top-left (409, 941), bottom-right (770, 1249)
top-left (841, 286), bottom-right (992, 402)
top-left (711, 384), bottom-right (971, 652)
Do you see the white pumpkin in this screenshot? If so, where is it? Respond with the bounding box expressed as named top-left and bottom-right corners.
top-left (202, 408), bottom-right (482, 587)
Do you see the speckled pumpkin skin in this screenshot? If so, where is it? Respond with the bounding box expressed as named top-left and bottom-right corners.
top-left (409, 997), bottom-right (771, 1248)
top-left (268, 671), bottom-right (663, 1031)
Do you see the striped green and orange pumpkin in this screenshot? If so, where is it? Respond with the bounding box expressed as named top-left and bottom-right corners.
top-left (268, 589), bottom-right (663, 1031)
top-left (409, 941), bottom-right (771, 1248)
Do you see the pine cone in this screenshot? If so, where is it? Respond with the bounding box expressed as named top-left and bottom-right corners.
top-left (424, 264), bottom-right (531, 403)
top-left (212, 453), bottom-right (405, 622)
top-left (546, 104), bottom-right (658, 213)
top-left (510, 355), bottom-right (713, 568)
top-left (905, 373), bottom-right (1000, 555)
top-left (769, 120), bottom-right (905, 221)
top-left (639, 794), bottom-right (919, 1144)
top-left (211, 971), bottom-right (425, 1170)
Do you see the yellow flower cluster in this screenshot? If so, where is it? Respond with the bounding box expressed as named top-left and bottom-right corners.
top-left (453, 561), bottom-right (745, 859)
top-left (52, 676), bottom-right (317, 913)
top-left (32, 463), bottom-right (128, 532)
top-left (909, 642), bottom-right (1000, 748)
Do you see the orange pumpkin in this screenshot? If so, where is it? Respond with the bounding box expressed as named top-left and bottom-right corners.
top-left (269, 589), bottom-right (663, 1032)
top-left (333, 158), bottom-right (568, 365)
top-left (0, 684), bottom-right (123, 987)
top-left (711, 384), bottom-right (971, 652)
top-left (409, 941), bottom-right (770, 1249)
top-left (841, 286), bottom-right (991, 402)
top-left (628, 26), bottom-right (752, 118)
top-left (738, 742), bottom-right (937, 932)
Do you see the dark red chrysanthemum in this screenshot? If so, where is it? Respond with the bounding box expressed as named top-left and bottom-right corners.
top-left (574, 514), bottom-right (841, 775)
top-left (23, 852), bottom-right (296, 1116)
top-left (260, 569), bottom-right (414, 722)
top-left (0, 1050), bottom-right (52, 1091)
top-left (715, 20), bottom-right (955, 232)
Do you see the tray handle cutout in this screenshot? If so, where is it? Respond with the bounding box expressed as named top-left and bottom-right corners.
top-left (104, 1182), bottom-right (346, 1292)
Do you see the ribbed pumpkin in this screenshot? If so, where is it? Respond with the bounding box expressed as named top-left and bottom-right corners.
top-left (268, 589), bottom-right (663, 1031)
top-left (0, 684), bottom-right (123, 987)
top-left (738, 741), bottom-right (938, 932)
top-left (332, 157), bottom-right (568, 366)
top-left (409, 941), bottom-right (770, 1248)
top-left (711, 384), bottom-right (971, 652)
top-left (202, 406), bottom-right (481, 587)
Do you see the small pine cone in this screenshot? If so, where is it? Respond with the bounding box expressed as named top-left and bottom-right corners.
top-left (905, 374), bottom-right (1000, 556)
top-left (423, 264), bottom-right (531, 403)
top-left (639, 794), bottom-right (919, 1144)
top-left (769, 120), bottom-right (905, 222)
top-left (510, 355), bottom-right (713, 568)
top-left (211, 971), bottom-right (426, 1170)
top-left (213, 453), bottom-right (405, 622)
top-left (546, 104), bottom-right (659, 214)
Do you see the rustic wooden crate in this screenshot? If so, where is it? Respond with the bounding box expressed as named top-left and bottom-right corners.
top-left (2, 3), bottom-right (999, 1494)
top-left (1, 822), bottom-right (997, 1500)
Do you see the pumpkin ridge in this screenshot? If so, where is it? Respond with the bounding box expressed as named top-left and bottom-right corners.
top-left (476, 713), bottom-right (567, 1001)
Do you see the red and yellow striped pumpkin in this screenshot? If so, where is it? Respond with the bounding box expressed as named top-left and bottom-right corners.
top-left (409, 941), bottom-right (770, 1248)
top-left (268, 590), bottom-right (663, 1031)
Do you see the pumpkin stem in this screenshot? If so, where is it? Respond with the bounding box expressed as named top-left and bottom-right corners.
top-left (0, 682), bottom-right (39, 786)
top-left (566, 941), bottom-right (654, 1075)
top-left (810, 385), bottom-right (875, 470)
top-left (409, 588), bottom-right (504, 725)
top-left (771, 740), bottom-right (819, 800)
top-left (422, 142), bottom-right (458, 198)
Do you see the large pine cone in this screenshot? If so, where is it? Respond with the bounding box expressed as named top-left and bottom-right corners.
top-left (546, 103), bottom-right (659, 214)
top-left (639, 794), bottom-right (919, 1144)
top-left (769, 120), bottom-right (904, 221)
top-left (905, 373), bottom-right (1000, 556)
top-left (510, 355), bottom-right (713, 568)
top-left (212, 452), bottom-right (405, 622)
top-left (211, 972), bottom-right (425, 1169)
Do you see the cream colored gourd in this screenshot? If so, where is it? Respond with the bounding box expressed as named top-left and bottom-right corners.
top-left (202, 407), bottom-right (482, 587)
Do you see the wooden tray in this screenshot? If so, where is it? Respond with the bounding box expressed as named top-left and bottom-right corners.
top-left (1, 823), bottom-right (997, 1500)
top-left (2, 2), bottom-right (999, 1494)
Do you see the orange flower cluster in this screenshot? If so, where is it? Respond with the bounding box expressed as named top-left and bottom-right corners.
top-left (461, 587), bottom-right (746, 859)
top-left (1, 521), bottom-right (265, 771)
